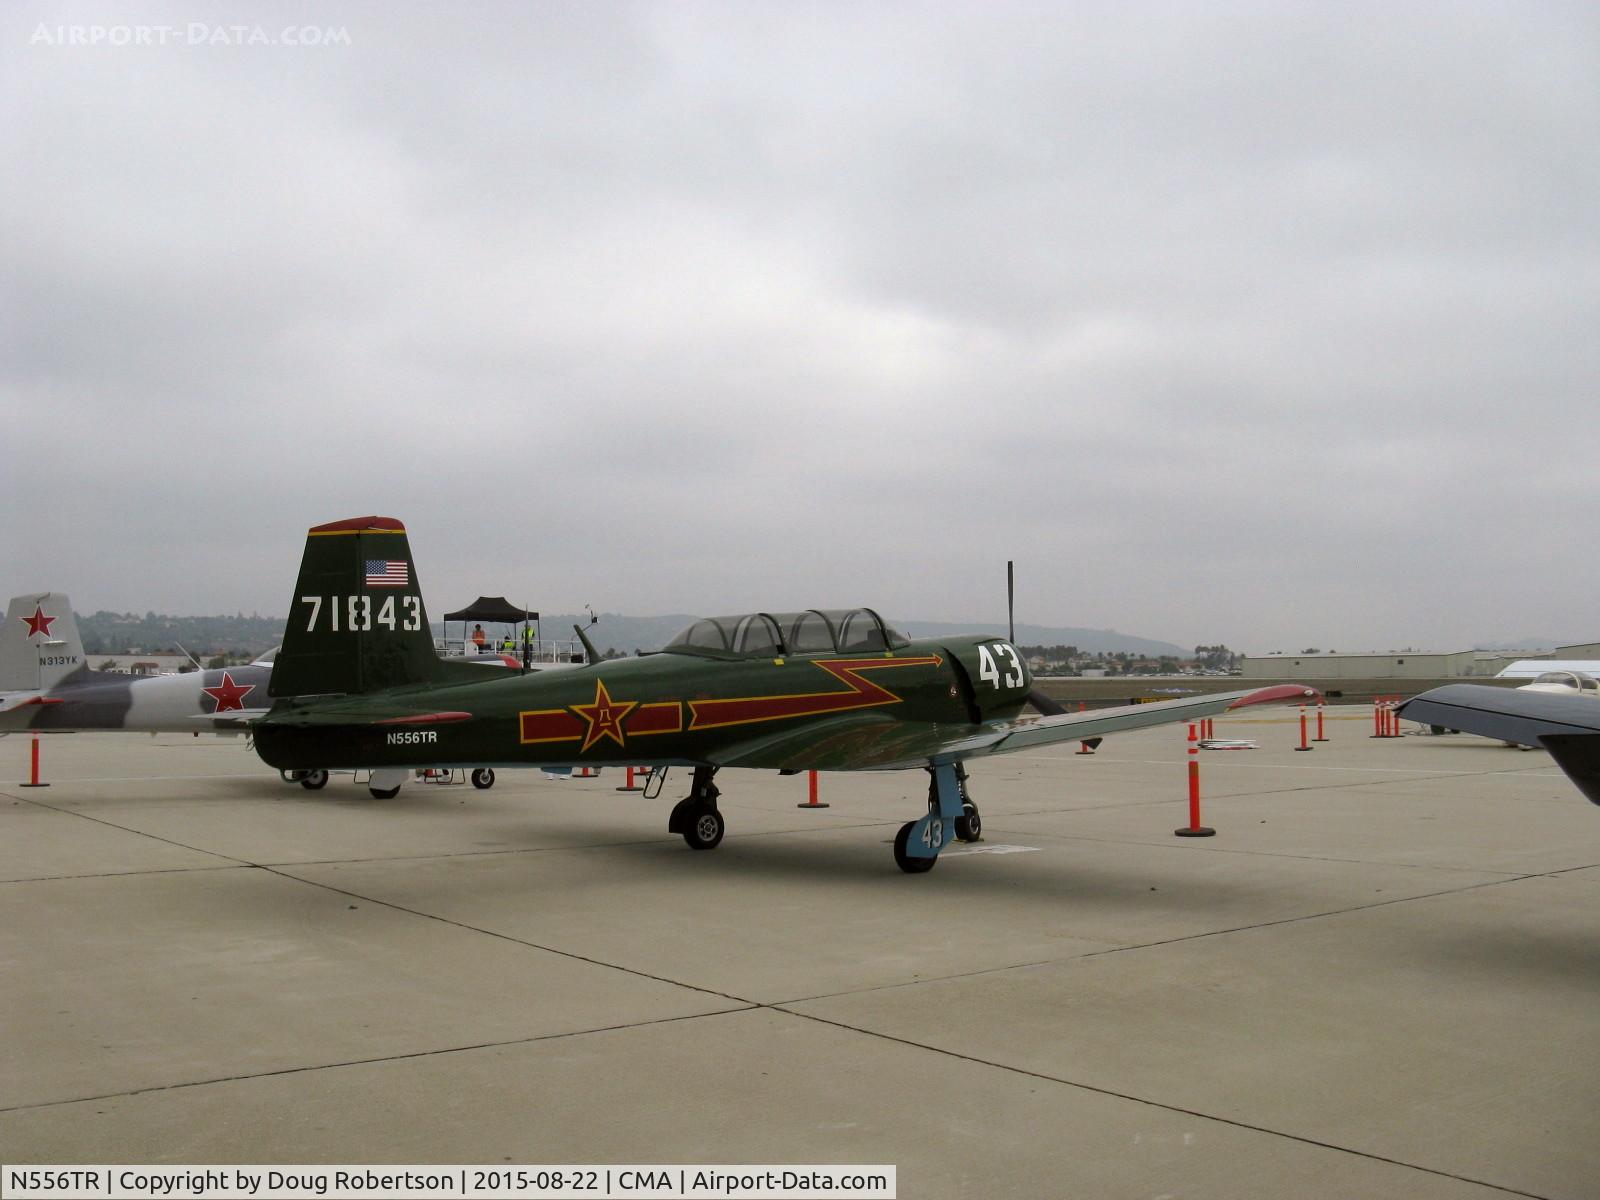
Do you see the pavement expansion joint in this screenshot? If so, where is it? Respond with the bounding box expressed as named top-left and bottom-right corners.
top-left (996, 767), bottom-right (1521, 823)
top-left (989, 824), bottom-right (1538, 875)
top-left (772, 1008), bottom-right (1551, 1200)
top-left (7, 790), bottom-right (257, 866)
top-left (1, 863), bottom-right (251, 885)
top-left (0, 1007), bottom-right (758, 1116)
top-left (258, 864), bottom-right (759, 1007)
top-left (764, 874), bottom-right (1547, 1010)
top-left (1076, 873), bottom-right (1545, 961)
top-left (255, 837), bottom-right (684, 869)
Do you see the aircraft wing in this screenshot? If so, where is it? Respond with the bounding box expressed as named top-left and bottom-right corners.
top-left (936, 683), bottom-right (1318, 761)
top-left (706, 683), bottom-right (1317, 772)
top-left (1399, 684), bottom-right (1600, 805)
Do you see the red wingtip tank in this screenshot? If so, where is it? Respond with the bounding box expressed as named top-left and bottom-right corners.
top-left (1226, 684), bottom-right (1322, 710)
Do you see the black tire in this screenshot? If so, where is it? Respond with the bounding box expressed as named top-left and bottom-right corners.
top-left (300, 769), bottom-right (329, 791)
top-left (369, 785), bottom-right (401, 799)
top-left (893, 822), bottom-right (936, 874)
top-left (471, 768), bottom-right (495, 790)
top-left (682, 806), bottom-right (725, 850)
top-left (954, 801), bottom-right (982, 843)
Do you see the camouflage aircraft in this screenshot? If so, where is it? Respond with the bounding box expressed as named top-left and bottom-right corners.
top-left (252, 517), bottom-right (1314, 872)
top-left (0, 593), bottom-right (275, 734)
top-left (0, 591), bottom-right (521, 798)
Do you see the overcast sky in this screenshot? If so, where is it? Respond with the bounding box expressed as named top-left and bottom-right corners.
top-left (4, 2), bottom-right (1596, 653)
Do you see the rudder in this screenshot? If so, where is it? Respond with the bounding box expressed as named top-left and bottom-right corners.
top-left (268, 516), bottom-right (446, 698)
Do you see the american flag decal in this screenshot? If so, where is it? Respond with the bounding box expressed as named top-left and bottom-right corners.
top-left (365, 559), bottom-right (409, 588)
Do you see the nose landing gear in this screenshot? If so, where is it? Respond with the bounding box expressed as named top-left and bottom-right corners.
top-left (894, 762), bottom-right (977, 873)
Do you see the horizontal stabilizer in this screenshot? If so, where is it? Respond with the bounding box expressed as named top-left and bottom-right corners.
top-left (257, 703), bottom-right (475, 730)
top-left (373, 711), bottom-right (474, 725)
top-left (1, 694), bottom-right (65, 712)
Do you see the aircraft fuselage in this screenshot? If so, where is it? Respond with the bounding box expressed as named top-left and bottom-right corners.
top-left (252, 635), bottom-right (1034, 774)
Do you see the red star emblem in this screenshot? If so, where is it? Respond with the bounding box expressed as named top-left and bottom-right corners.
top-left (570, 678), bottom-right (637, 753)
top-left (22, 605), bottom-right (56, 639)
top-left (201, 671), bottom-right (256, 713)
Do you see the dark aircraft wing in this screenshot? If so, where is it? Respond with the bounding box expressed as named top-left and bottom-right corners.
top-left (937, 683), bottom-right (1317, 760)
top-left (707, 683), bottom-right (1317, 772)
top-left (1398, 684), bottom-right (1600, 806)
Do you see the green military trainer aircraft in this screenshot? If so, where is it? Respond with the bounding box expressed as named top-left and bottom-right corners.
top-left (252, 517), bottom-right (1314, 872)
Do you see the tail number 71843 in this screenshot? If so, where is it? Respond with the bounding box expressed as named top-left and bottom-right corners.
top-left (300, 594), bottom-right (422, 633)
top-left (977, 641), bottom-right (1025, 689)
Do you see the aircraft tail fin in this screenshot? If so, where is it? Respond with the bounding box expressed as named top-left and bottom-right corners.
top-left (268, 517), bottom-right (447, 698)
top-left (1, 593), bottom-right (88, 692)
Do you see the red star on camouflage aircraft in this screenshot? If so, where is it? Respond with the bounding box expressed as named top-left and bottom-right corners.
top-left (22, 605), bottom-right (56, 639)
top-left (201, 671), bottom-right (256, 713)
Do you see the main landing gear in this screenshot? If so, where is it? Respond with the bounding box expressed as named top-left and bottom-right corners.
top-left (660, 761), bottom-right (983, 871)
top-left (893, 762), bottom-right (982, 874)
top-left (667, 765), bottom-right (725, 850)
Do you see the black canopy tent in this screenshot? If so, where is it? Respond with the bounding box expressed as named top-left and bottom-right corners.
top-left (443, 597), bottom-right (537, 624)
top-left (442, 597), bottom-right (539, 661)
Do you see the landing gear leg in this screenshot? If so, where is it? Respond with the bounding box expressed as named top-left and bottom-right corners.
top-left (668, 765), bottom-right (725, 851)
top-left (895, 763), bottom-right (965, 873)
top-left (953, 761), bottom-right (982, 843)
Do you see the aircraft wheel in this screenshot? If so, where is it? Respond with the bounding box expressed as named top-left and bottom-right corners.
top-left (954, 801), bottom-right (982, 843)
top-left (471, 768), bottom-right (495, 790)
top-left (893, 822), bottom-right (936, 874)
top-left (299, 769), bottom-right (329, 791)
top-left (682, 807), bottom-right (725, 851)
top-left (369, 785), bottom-right (401, 799)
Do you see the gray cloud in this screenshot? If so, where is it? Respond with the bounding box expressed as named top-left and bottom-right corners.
top-left (3, 1), bottom-right (1597, 652)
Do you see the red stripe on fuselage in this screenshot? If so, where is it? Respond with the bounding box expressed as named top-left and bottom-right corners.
top-left (687, 655), bottom-right (940, 731)
top-left (628, 702), bottom-right (683, 735)
top-left (520, 709), bottom-right (582, 743)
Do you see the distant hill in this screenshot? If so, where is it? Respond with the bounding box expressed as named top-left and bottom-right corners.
top-left (534, 613), bottom-right (1186, 657)
top-left (524, 613), bottom-right (700, 656)
top-left (75, 611), bottom-right (284, 656)
top-left (66, 608), bottom-right (1187, 659)
top-left (1472, 637), bottom-right (1584, 652)
top-left (893, 621), bottom-right (1186, 657)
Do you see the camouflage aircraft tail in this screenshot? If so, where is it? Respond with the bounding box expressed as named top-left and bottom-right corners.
top-left (268, 517), bottom-right (448, 698)
top-left (1, 593), bottom-right (89, 692)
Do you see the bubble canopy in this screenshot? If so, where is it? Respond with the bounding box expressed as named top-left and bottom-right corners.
top-left (662, 609), bottom-right (912, 659)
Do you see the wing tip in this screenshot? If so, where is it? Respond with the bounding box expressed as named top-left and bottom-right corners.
top-left (1227, 684), bottom-right (1321, 710)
